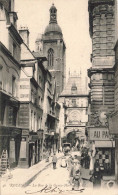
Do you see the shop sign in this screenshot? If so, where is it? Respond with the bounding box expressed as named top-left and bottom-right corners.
top-left (22, 130), bottom-right (29, 136)
top-left (20, 85), bottom-right (29, 89)
top-left (89, 128), bottom-right (111, 141)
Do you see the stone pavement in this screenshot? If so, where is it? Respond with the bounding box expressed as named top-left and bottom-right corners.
top-left (80, 167), bottom-right (116, 190)
top-left (1, 153), bottom-right (116, 190)
top-left (1, 152), bottom-right (63, 187)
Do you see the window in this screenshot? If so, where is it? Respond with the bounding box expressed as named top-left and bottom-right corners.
top-left (12, 76), bottom-right (16, 96)
top-left (8, 106), bottom-right (17, 126)
top-left (81, 101), bottom-right (83, 107)
top-left (0, 66), bottom-right (2, 89)
top-left (34, 113), bottom-right (36, 131)
top-left (72, 99), bottom-right (76, 106)
top-left (71, 84), bottom-right (77, 95)
top-left (48, 48), bottom-right (54, 67)
top-left (31, 110), bottom-right (33, 130)
top-left (13, 43), bottom-right (17, 57)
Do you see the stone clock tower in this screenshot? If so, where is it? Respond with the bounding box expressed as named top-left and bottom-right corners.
top-left (35, 4), bottom-right (66, 96)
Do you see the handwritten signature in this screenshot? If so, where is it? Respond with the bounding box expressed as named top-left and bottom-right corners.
top-left (25, 185), bottom-right (64, 194)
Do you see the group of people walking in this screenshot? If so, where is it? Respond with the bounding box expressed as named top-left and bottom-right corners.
top-left (67, 155), bottom-right (82, 190)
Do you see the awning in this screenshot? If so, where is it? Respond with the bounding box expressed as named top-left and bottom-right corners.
top-left (47, 114), bottom-right (56, 120)
top-left (95, 141), bottom-right (115, 148)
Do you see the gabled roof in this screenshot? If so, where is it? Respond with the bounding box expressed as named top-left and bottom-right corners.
top-left (60, 75), bottom-right (88, 97)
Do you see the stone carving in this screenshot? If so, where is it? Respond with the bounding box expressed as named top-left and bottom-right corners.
top-left (91, 111), bottom-right (108, 127)
top-left (91, 112), bottom-right (102, 127)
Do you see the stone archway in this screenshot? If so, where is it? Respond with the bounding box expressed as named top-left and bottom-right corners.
top-left (66, 131), bottom-right (76, 146)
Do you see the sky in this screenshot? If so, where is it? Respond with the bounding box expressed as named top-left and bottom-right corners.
top-left (15, 0), bottom-right (92, 79)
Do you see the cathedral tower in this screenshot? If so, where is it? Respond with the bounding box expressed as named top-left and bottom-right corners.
top-left (35, 4), bottom-right (66, 95)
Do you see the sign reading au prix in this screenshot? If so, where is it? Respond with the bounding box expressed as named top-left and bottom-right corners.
top-left (89, 128), bottom-right (110, 141)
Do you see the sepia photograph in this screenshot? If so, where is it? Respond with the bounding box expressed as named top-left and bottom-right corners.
top-left (0, 0), bottom-right (118, 194)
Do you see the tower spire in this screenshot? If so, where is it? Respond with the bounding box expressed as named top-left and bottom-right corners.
top-left (49, 4), bottom-right (57, 24)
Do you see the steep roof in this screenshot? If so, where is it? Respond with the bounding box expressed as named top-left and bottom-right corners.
top-left (60, 75), bottom-right (88, 96)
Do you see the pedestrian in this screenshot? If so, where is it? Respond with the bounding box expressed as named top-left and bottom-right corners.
top-left (86, 153), bottom-right (90, 169)
top-left (69, 159), bottom-right (74, 184)
top-left (67, 156), bottom-right (73, 170)
top-left (89, 152), bottom-right (94, 175)
top-left (52, 153), bottom-right (57, 169)
top-left (72, 159), bottom-right (81, 190)
top-left (45, 150), bottom-right (49, 162)
top-left (92, 168), bottom-right (102, 188)
top-left (81, 152), bottom-right (85, 168)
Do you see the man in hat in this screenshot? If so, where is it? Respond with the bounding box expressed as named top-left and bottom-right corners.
top-left (52, 153), bottom-right (57, 169)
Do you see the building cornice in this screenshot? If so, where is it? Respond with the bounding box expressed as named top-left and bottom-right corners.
top-left (59, 94), bottom-right (89, 98)
top-left (88, 67), bottom-right (114, 77)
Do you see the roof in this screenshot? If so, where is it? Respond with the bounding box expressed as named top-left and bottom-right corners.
top-left (35, 33), bottom-right (42, 42)
top-left (60, 75), bottom-right (88, 96)
top-left (50, 3), bottom-right (57, 11)
top-left (32, 51), bottom-right (47, 61)
top-left (44, 23), bottom-right (62, 35)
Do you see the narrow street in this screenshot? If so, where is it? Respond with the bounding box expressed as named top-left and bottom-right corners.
top-left (24, 159), bottom-right (71, 194)
top-left (1, 1), bottom-right (118, 195)
top-left (23, 158), bottom-right (93, 195)
top-left (1, 156), bottom-right (118, 195)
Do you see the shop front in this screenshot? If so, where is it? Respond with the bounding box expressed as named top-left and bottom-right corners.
top-left (0, 126), bottom-right (22, 175)
top-left (44, 132), bottom-right (54, 154)
top-left (109, 111), bottom-right (118, 182)
top-left (88, 127), bottom-right (115, 175)
top-left (29, 131), bottom-right (43, 166)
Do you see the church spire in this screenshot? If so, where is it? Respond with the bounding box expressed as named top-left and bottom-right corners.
top-left (49, 4), bottom-right (57, 24)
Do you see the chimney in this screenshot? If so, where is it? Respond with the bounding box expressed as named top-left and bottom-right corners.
top-left (9, 0), bottom-right (18, 28)
top-left (19, 27), bottom-right (30, 47)
top-left (10, 0), bottom-right (14, 11)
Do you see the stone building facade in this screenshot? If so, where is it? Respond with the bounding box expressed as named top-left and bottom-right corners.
top-left (16, 28), bottom-right (47, 167)
top-left (109, 41), bottom-right (118, 183)
top-left (41, 69), bottom-right (60, 154)
top-left (87, 0), bottom-right (116, 175)
top-left (107, 0), bottom-right (118, 183)
top-left (34, 4), bottom-right (66, 153)
top-left (59, 73), bottom-right (89, 147)
top-left (0, 1), bottom-right (61, 170)
top-left (0, 0), bottom-right (23, 171)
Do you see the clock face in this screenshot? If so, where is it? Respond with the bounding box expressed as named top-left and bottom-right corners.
top-left (68, 111), bottom-right (80, 122)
